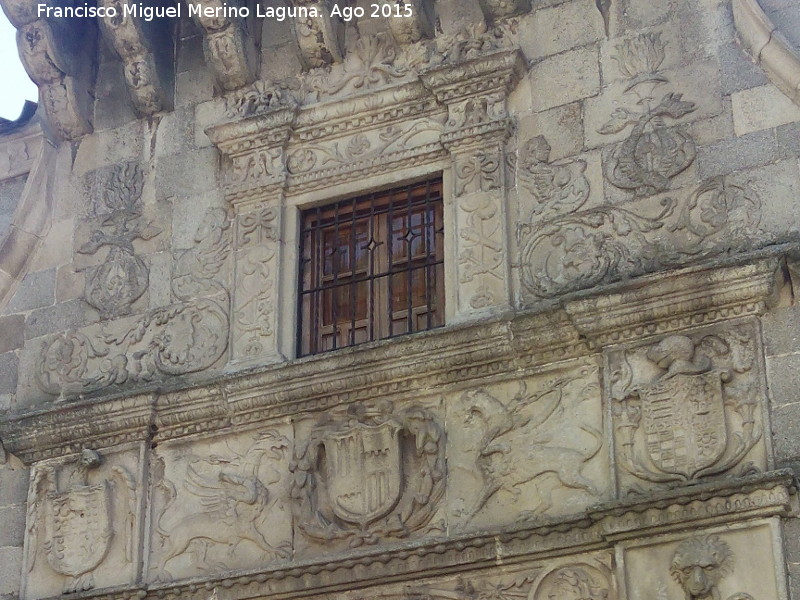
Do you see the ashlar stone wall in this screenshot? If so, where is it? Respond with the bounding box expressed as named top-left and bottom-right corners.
top-left (0, 0), bottom-right (800, 599)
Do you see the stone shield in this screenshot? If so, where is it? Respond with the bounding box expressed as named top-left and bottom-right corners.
top-left (44, 482), bottom-right (113, 578)
top-left (640, 371), bottom-right (727, 479)
top-left (323, 421), bottom-right (403, 526)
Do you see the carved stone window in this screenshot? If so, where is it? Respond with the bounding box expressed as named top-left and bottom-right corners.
top-left (298, 177), bottom-right (445, 356)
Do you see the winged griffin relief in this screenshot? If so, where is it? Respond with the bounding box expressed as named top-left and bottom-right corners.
top-left (291, 401), bottom-right (445, 549)
top-left (609, 322), bottom-right (767, 495)
top-left (450, 366), bottom-right (607, 529)
top-left (25, 449), bottom-right (138, 597)
top-left (150, 430), bottom-right (292, 581)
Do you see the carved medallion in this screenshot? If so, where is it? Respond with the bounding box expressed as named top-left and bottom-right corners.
top-left (610, 324), bottom-right (766, 493)
top-left (531, 564), bottom-right (612, 600)
top-left (291, 401), bottom-right (445, 547)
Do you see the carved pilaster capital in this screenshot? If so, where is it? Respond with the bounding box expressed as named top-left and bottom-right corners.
top-left (206, 106), bottom-right (298, 207)
top-left (97, 0), bottom-right (172, 115)
top-left (420, 50), bottom-right (523, 149)
top-left (292, 0), bottom-right (344, 70)
top-left (190, 0), bottom-right (258, 91)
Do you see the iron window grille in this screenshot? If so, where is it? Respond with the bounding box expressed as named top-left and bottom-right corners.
top-left (298, 177), bottom-right (445, 356)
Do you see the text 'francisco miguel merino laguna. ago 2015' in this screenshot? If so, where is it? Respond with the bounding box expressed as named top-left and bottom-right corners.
top-left (36, 2), bottom-right (415, 22)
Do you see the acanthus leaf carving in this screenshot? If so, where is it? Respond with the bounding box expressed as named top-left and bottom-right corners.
top-left (518, 176), bottom-right (763, 299)
top-left (291, 401), bottom-right (445, 547)
top-left (610, 324), bottom-right (764, 493)
top-left (37, 208), bottom-right (232, 398)
top-left (292, 0), bottom-right (344, 70)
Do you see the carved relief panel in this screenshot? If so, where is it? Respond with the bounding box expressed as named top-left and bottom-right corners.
top-left (608, 319), bottom-right (770, 496)
top-left (22, 446), bottom-right (144, 600)
top-left (618, 520), bottom-right (786, 600)
top-left (292, 399), bottom-right (446, 553)
top-left (147, 426), bottom-right (293, 582)
top-left (447, 362), bottom-right (610, 531)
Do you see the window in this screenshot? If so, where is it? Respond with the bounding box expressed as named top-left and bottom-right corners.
top-left (298, 178), bottom-right (445, 356)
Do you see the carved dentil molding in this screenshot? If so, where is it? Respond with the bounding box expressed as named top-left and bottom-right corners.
top-left (733, 0), bottom-right (800, 106)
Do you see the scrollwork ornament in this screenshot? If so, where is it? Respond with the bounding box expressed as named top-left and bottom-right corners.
top-left (290, 401), bottom-right (445, 547)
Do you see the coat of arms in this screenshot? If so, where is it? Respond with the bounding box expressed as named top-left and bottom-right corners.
top-left (611, 330), bottom-right (763, 491)
top-left (26, 449), bottom-right (136, 594)
top-left (291, 401), bottom-right (445, 547)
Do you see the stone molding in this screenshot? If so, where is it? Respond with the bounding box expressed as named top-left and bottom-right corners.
top-left (0, 132), bottom-right (54, 313)
top-left (0, 252), bottom-right (785, 463)
top-left (733, 0), bottom-right (800, 106)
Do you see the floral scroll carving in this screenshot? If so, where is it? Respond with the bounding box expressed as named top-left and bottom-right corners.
top-left (518, 177), bottom-right (762, 299)
top-left (37, 209), bottom-right (232, 398)
top-left (291, 401), bottom-right (445, 548)
top-left (610, 324), bottom-right (765, 494)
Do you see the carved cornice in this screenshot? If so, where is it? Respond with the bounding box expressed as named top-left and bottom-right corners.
top-left (419, 50), bottom-right (526, 104)
top-left (733, 0), bottom-right (800, 106)
top-left (0, 394), bottom-right (154, 464)
top-left (563, 254), bottom-right (784, 348)
top-left (1, 252), bottom-right (788, 461)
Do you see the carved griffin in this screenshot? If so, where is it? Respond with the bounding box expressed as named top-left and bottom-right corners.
top-left (154, 430), bottom-right (291, 578)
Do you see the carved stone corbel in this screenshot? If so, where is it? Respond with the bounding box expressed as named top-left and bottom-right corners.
top-left (477, 0), bottom-right (531, 23)
top-left (386, 0), bottom-right (434, 45)
top-left (420, 49), bottom-right (525, 316)
top-left (97, 0), bottom-right (172, 115)
top-left (1, 0), bottom-right (94, 139)
top-left (206, 106), bottom-right (297, 366)
top-left (292, 0), bottom-right (344, 69)
top-left (190, 0), bottom-right (258, 91)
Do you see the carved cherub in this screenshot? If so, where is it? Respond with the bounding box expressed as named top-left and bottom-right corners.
top-left (670, 535), bottom-right (755, 600)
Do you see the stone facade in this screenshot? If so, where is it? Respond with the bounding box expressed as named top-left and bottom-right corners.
top-left (0, 0), bottom-right (800, 599)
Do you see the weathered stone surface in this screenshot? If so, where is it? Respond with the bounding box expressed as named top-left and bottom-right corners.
top-left (0, 1), bottom-right (797, 599)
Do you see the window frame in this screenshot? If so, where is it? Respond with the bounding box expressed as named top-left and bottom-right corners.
top-left (296, 176), bottom-right (446, 357)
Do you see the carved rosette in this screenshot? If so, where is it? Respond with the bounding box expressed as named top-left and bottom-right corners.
top-left (608, 321), bottom-right (768, 496)
top-left (421, 50), bottom-right (524, 314)
top-left (3, 0), bottom-right (94, 139)
top-left (291, 401), bottom-right (445, 549)
top-left (190, 0), bottom-right (257, 91)
top-left (97, 0), bottom-right (172, 114)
